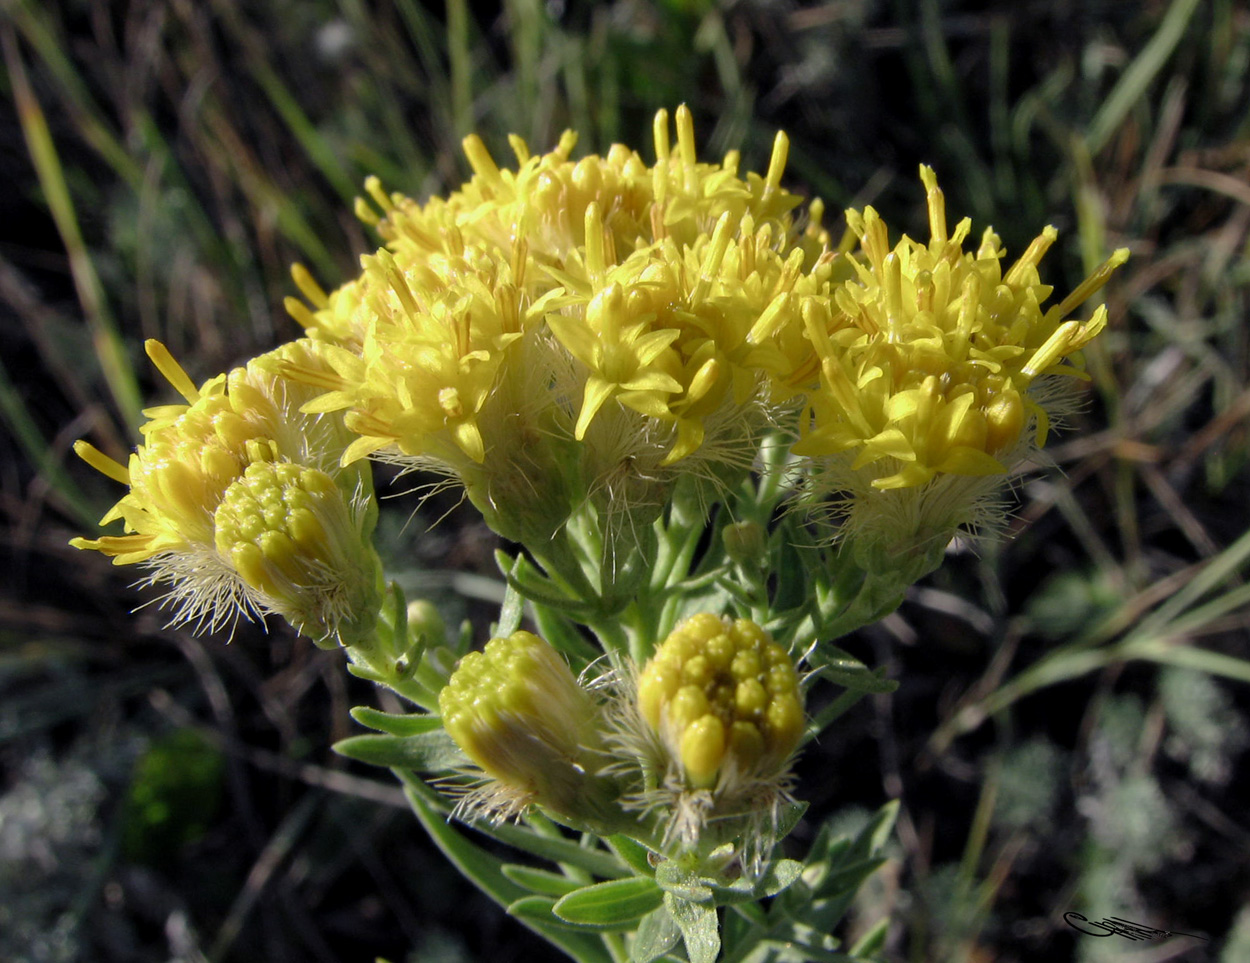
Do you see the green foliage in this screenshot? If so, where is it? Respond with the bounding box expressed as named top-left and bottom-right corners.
top-left (121, 728), bottom-right (224, 866)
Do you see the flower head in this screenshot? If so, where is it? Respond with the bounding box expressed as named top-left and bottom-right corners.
top-left (614, 614), bottom-right (804, 866)
top-left (213, 461), bottom-right (381, 644)
top-left (795, 166), bottom-right (1128, 569)
top-left (638, 614), bottom-right (803, 790)
top-left (286, 107), bottom-right (831, 550)
top-left (72, 340), bottom-right (377, 639)
top-left (438, 630), bottom-right (625, 829)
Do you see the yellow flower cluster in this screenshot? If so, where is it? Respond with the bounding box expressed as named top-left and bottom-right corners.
top-left (274, 110), bottom-right (1123, 553)
top-left (72, 340), bottom-right (380, 642)
top-left (795, 166), bottom-right (1128, 490)
top-left (74, 108), bottom-right (1128, 639)
top-left (282, 106), bottom-right (833, 539)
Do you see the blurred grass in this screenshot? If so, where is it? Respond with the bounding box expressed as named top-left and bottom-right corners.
top-left (2, 1), bottom-right (1249, 961)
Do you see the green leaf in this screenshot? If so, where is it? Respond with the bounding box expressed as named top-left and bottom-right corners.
top-left (632, 905), bottom-right (681, 963)
top-left (817, 857), bottom-right (887, 899)
top-left (332, 731), bottom-right (464, 771)
top-left (508, 895), bottom-right (639, 932)
top-left (863, 799), bottom-right (900, 856)
top-left (775, 800), bottom-right (809, 841)
top-left (656, 860), bottom-right (713, 902)
top-left (608, 835), bottom-right (659, 877)
top-left (349, 706), bottom-right (443, 737)
top-left (531, 602), bottom-right (600, 663)
top-left (396, 770), bottom-right (612, 963)
top-left (665, 893), bottom-right (720, 963)
top-left (849, 916), bottom-right (889, 956)
top-left (808, 646), bottom-right (898, 694)
top-left (490, 822), bottom-right (631, 880)
top-left (496, 564), bottom-right (525, 638)
top-left (553, 877), bottom-right (664, 926)
top-left (501, 864), bottom-right (583, 897)
top-left (708, 859), bottom-right (804, 905)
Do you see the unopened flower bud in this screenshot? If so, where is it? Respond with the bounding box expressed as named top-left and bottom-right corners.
top-left (213, 461), bottom-right (381, 645)
top-left (723, 521), bottom-right (767, 565)
top-left (406, 600), bottom-right (447, 648)
top-left (638, 614), bottom-right (803, 789)
top-left (439, 631), bottom-right (623, 828)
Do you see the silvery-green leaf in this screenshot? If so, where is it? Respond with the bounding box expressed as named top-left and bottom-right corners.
top-left (501, 864), bottom-right (582, 897)
top-left (349, 706), bottom-right (443, 737)
top-left (631, 905), bottom-right (680, 963)
top-left (656, 860), bottom-right (713, 902)
top-left (807, 646), bottom-right (898, 693)
top-left (665, 893), bottom-right (720, 963)
top-left (332, 730), bottom-right (464, 771)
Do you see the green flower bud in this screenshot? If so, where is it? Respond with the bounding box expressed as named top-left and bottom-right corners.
top-left (439, 631), bottom-right (624, 829)
top-left (723, 520), bottom-right (767, 565)
top-left (213, 460), bottom-right (382, 645)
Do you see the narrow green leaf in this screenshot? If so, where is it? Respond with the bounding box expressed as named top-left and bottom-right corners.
top-left (709, 859), bottom-right (804, 905)
top-left (496, 565), bottom-right (525, 638)
top-left (1085, 0), bottom-right (1203, 154)
top-left (849, 915), bottom-right (889, 956)
top-left (775, 800), bottom-right (809, 841)
top-left (332, 731), bottom-right (463, 771)
top-left (501, 864), bottom-right (583, 898)
top-left (808, 647), bottom-right (898, 694)
top-left (554, 877), bottom-right (664, 926)
top-left (508, 895), bottom-right (639, 932)
top-left (665, 893), bottom-right (720, 963)
top-left (607, 835), bottom-right (658, 877)
top-left (349, 707), bottom-right (443, 737)
top-left (817, 857), bottom-right (887, 900)
top-left (865, 799), bottom-right (900, 855)
top-left (489, 822), bottom-right (631, 880)
top-left (398, 771), bottom-right (612, 963)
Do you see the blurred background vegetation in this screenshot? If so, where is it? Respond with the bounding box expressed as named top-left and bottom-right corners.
top-left (2, 0), bottom-right (1248, 960)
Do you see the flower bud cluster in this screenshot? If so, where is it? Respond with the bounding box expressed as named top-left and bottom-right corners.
top-left (437, 616), bottom-right (805, 857)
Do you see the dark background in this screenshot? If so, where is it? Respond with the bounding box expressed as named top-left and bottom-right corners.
top-left (2, 1), bottom-right (1248, 961)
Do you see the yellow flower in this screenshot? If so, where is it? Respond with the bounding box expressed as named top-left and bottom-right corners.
top-left (300, 245), bottom-right (567, 466)
top-left (72, 340), bottom-right (373, 636)
top-left (793, 166), bottom-right (1128, 573)
top-left (288, 107), bottom-right (831, 543)
top-left (283, 265), bottom-right (370, 350)
top-left (795, 165), bottom-right (1129, 491)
